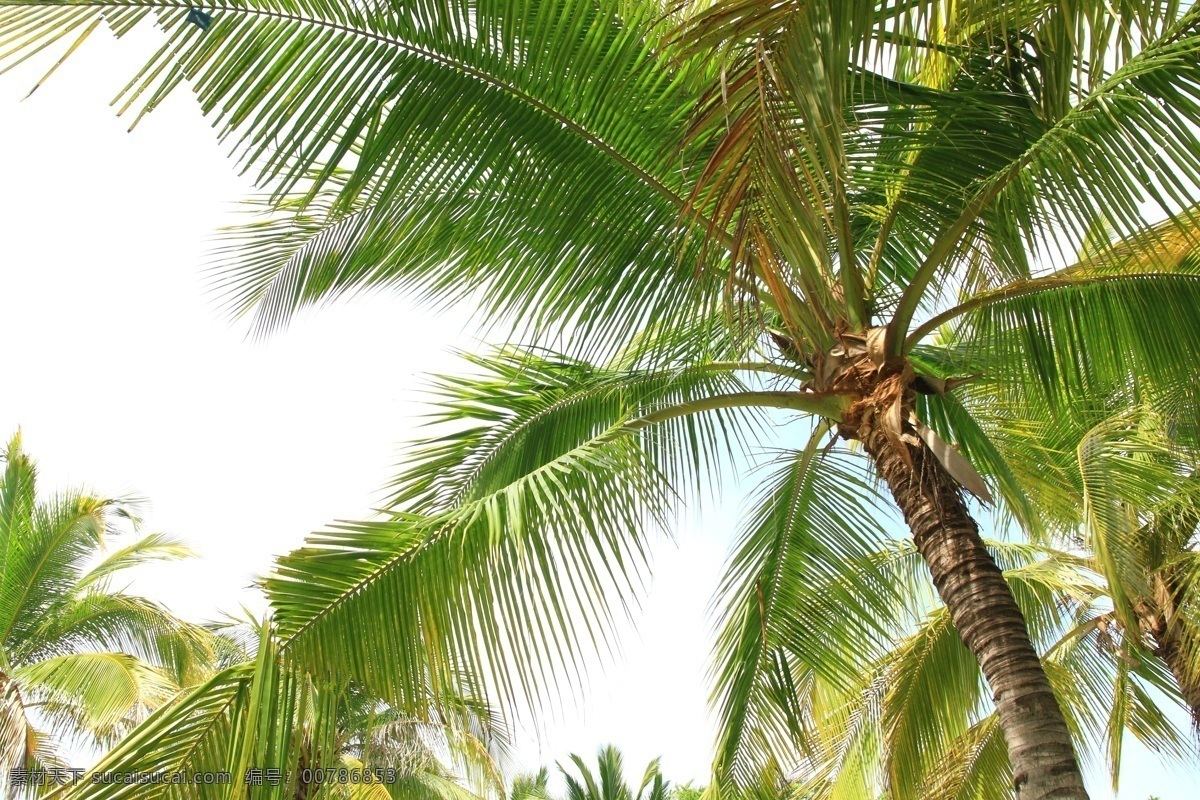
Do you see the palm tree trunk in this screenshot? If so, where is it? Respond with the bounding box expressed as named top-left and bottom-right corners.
top-left (1154, 629), bottom-right (1200, 725)
top-left (1140, 571), bottom-right (1200, 725)
top-left (860, 422), bottom-right (1089, 800)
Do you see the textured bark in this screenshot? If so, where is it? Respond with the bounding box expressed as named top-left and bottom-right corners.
top-left (1138, 572), bottom-right (1200, 725)
top-left (1155, 628), bottom-right (1200, 725)
top-left (860, 417), bottom-right (1089, 800)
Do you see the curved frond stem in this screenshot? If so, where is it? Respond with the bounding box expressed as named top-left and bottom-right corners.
top-left (631, 390), bottom-right (847, 429)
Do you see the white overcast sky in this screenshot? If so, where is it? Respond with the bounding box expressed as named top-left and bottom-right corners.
top-left (0, 21), bottom-right (1194, 799)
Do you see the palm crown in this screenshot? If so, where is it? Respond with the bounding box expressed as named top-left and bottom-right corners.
top-left (5, 2), bottom-right (1200, 798)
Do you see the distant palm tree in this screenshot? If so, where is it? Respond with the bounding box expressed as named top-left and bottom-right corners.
top-left (7, 2), bottom-right (1200, 797)
top-left (561, 747), bottom-right (668, 800)
top-left (511, 746), bottom-right (668, 800)
top-left (0, 433), bottom-right (216, 788)
top-left (509, 768), bottom-right (553, 800)
top-left (970, 401), bottom-right (1200, 729)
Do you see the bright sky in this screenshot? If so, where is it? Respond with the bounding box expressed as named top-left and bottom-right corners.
top-left (0, 21), bottom-right (1194, 800)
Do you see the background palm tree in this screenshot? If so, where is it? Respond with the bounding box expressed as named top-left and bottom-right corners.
top-left (509, 768), bottom-right (553, 800)
top-left (0, 433), bottom-right (217, 791)
top-left (954, 394), bottom-right (1200, 727)
top-left (6, 2), bottom-right (1200, 797)
top-left (561, 746), bottom-right (668, 800)
top-left (511, 746), bottom-right (669, 800)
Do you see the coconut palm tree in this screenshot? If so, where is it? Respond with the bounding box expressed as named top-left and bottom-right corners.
top-left (1126, 497), bottom-right (1200, 721)
top-left (707, 395), bottom-right (1200, 797)
top-left (0, 433), bottom-right (217, 791)
top-left (508, 768), bottom-right (552, 800)
top-left (6, 2), bottom-right (1200, 797)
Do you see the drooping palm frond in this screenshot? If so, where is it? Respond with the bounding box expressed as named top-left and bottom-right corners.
top-left (13, 652), bottom-right (177, 746)
top-left (76, 532), bottom-right (194, 589)
top-left (917, 273), bottom-right (1200, 417)
top-left (0, 0), bottom-right (736, 352)
top-left (707, 437), bottom-right (902, 791)
top-left (265, 339), bottom-right (844, 719)
top-left (904, 205), bottom-right (1200, 540)
top-left (22, 591), bottom-right (217, 688)
top-left (388, 334), bottom-right (762, 514)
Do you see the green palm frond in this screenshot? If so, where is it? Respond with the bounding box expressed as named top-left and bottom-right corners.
top-left (1075, 410), bottom-right (1182, 630)
top-left (912, 715), bottom-right (1009, 800)
top-left (23, 592), bottom-right (218, 686)
top-left (0, 0), bottom-right (730, 350)
top-left (388, 342), bottom-right (759, 514)
top-left (915, 273), bottom-right (1200, 414)
top-left (264, 343), bottom-right (843, 716)
top-left (885, 2), bottom-right (1200, 346)
top-left (708, 437), bottom-right (900, 790)
top-left (13, 652), bottom-right (177, 744)
top-left (77, 532), bottom-right (195, 589)
top-left (46, 663), bottom-right (252, 800)
top-left (0, 489), bottom-right (114, 648)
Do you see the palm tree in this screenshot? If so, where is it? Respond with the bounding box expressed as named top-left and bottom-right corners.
top-left (1126, 498), bottom-right (1200, 721)
top-left (0, 433), bottom-right (217, 790)
top-left (561, 747), bottom-right (668, 800)
top-left (509, 768), bottom-right (553, 800)
top-left (6, 2), bottom-right (1200, 797)
top-left (511, 746), bottom-right (668, 800)
top-left (707, 396), bottom-right (1200, 797)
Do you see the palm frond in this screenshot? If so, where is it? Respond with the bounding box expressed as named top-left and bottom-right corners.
top-left (708, 439), bottom-right (899, 790)
top-left (13, 652), bottom-right (177, 745)
top-left (266, 344), bottom-right (842, 717)
top-left (0, 0), bottom-right (733, 351)
top-left (931, 273), bottom-right (1200, 416)
top-left (77, 532), bottom-right (195, 590)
